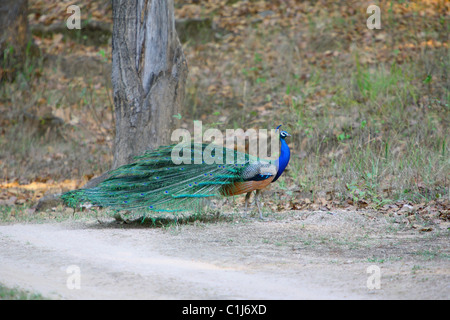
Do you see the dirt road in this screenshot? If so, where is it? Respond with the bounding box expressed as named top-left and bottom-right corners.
top-left (0, 210), bottom-right (448, 299)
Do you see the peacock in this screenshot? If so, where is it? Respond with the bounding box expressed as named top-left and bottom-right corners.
top-left (61, 125), bottom-right (291, 219)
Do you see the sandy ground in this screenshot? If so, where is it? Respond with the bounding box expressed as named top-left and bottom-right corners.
top-left (0, 210), bottom-right (448, 299)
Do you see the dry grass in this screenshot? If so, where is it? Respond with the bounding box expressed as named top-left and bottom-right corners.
top-left (0, 0), bottom-right (448, 209)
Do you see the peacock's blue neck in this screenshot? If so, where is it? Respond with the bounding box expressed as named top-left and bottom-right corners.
top-left (272, 138), bottom-right (290, 182)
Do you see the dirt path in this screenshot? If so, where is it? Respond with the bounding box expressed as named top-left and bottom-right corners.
top-left (0, 210), bottom-right (448, 299)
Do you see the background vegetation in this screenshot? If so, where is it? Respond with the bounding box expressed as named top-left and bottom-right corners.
top-left (0, 0), bottom-right (448, 223)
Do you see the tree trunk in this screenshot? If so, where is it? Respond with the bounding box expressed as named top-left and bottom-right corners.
top-left (0, 0), bottom-right (29, 81)
top-left (111, 0), bottom-right (188, 169)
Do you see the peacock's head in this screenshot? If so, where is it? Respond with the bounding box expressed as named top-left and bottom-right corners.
top-left (276, 125), bottom-right (291, 140)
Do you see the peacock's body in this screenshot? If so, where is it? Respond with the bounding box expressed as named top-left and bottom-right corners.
top-left (61, 126), bottom-right (291, 219)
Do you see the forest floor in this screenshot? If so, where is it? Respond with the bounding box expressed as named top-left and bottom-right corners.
top-left (0, 208), bottom-right (449, 299)
top-left (0, 0), bottom-right (449, 299)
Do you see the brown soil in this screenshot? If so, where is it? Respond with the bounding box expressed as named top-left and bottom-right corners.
top-left (0, 210), bottom-right (448, 299)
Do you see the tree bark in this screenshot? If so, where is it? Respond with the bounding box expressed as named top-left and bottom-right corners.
top-left (111, 0), bottom-right (188, 169)
top-left (0, 0), bottom-right (29, 81)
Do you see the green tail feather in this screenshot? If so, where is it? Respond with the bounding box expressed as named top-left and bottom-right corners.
top-left (61, 143), bottom-right (261, 214)
top-left (61, 189), bottom-right (89, 208)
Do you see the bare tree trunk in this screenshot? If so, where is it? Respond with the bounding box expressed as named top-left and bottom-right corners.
top-left (38, 0), bottom-right (188, 210)
top-left (0, 0), bottom-right (29, 81)
top-left (111, 0), bottom-right (188, 169)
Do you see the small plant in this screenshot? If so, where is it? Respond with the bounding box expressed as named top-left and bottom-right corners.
top-left (98, 49), bottom-right (108, 63)
top-left (346, 163), bottom-right (391, 208)
top-left (367, 256), bottom-right (385, 264)
top-left (256, 77), bottom-right (266, 84)
top-left (360, 120), bottom-right (367, 129)
top-left (0, 284), bottom-right (46, 300)
top-left (337, 132), bottom-right (351, 142)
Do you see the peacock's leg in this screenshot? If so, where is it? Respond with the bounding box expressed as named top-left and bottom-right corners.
top-left (255, 189), bottom-right (264, 219)
top-left (244, 191), bottom-right (252, 216)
